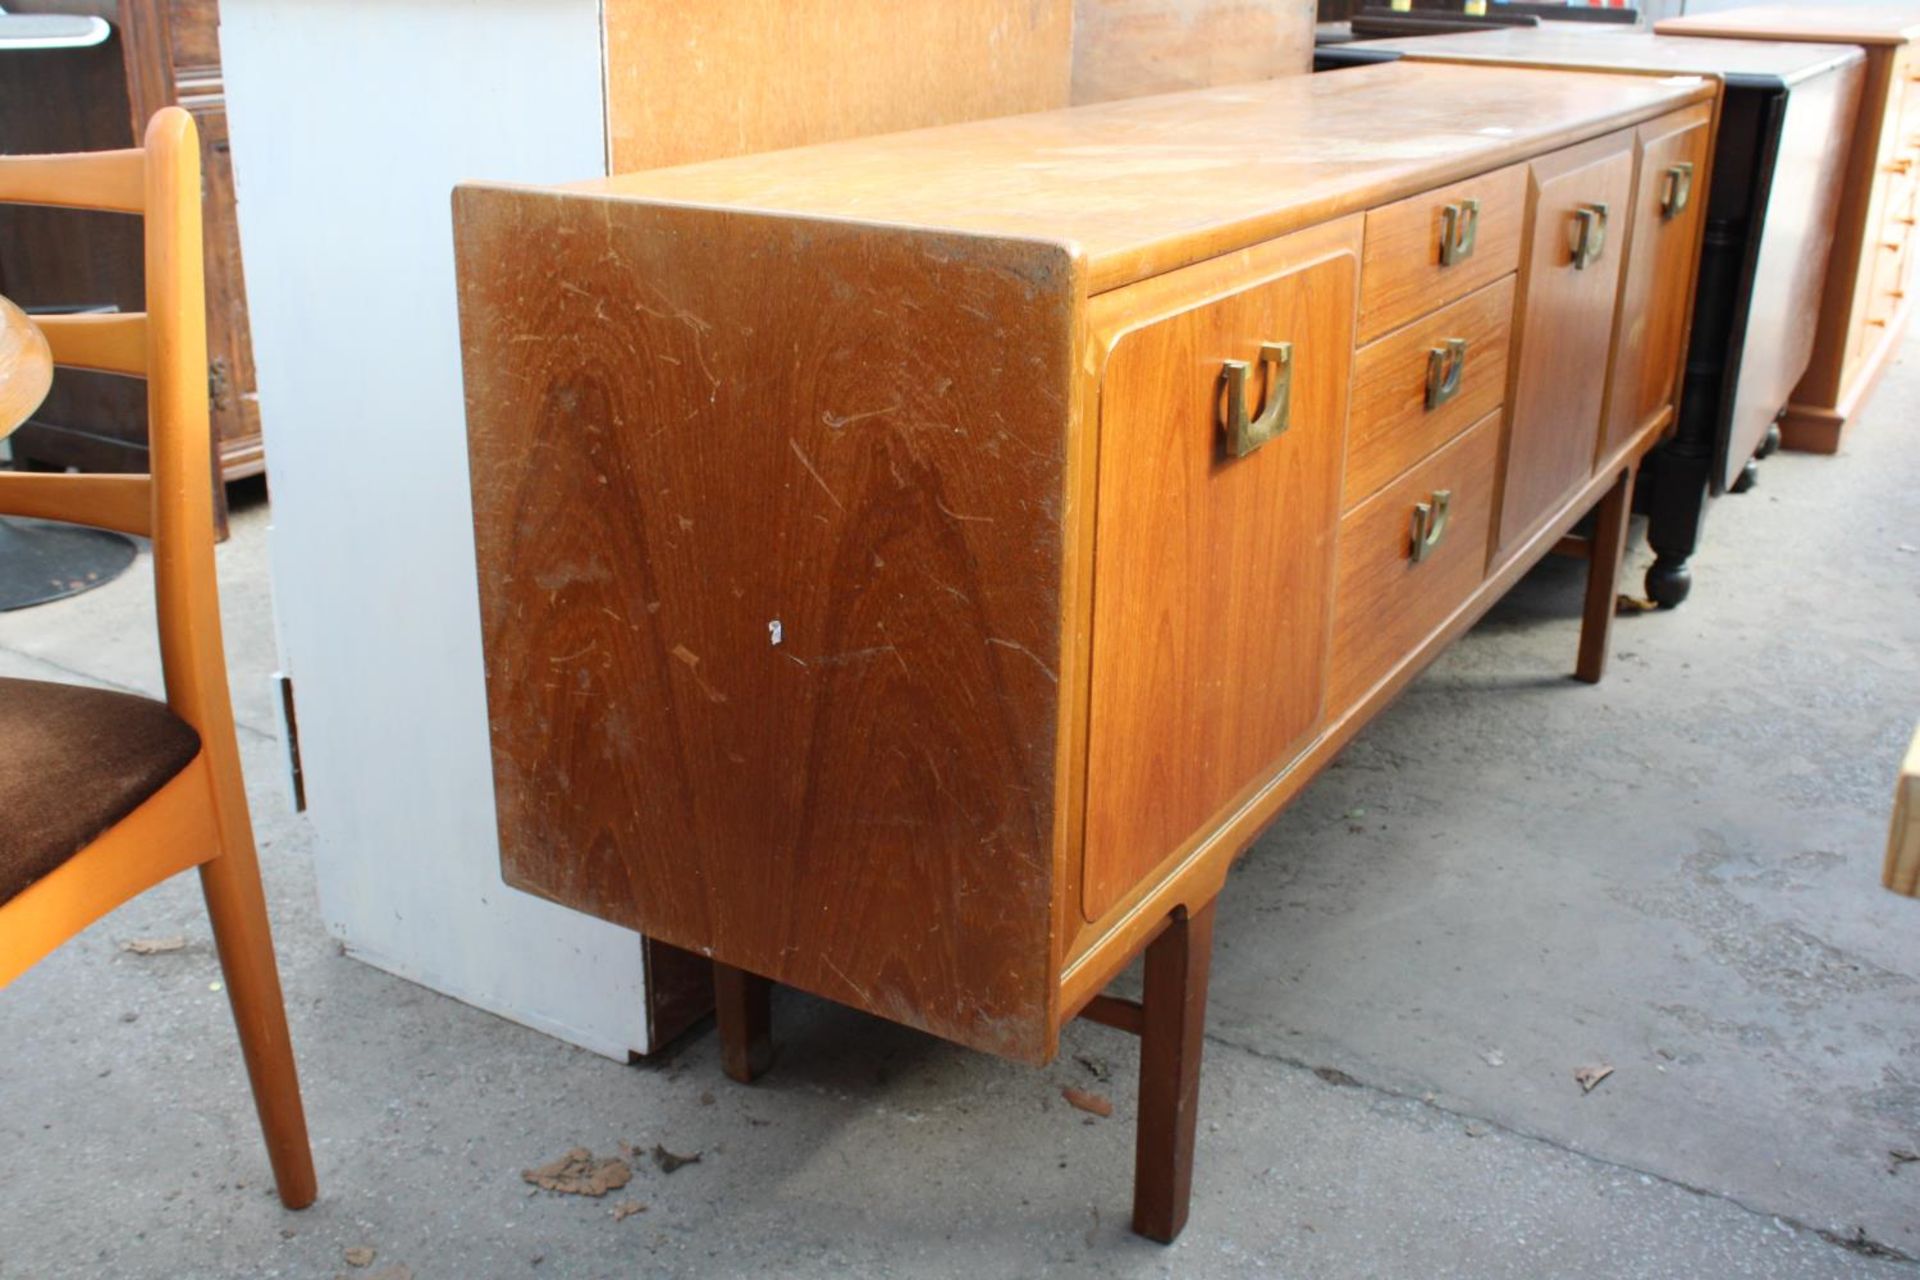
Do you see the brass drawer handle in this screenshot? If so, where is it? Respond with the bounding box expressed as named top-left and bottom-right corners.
top-left (1440, 198), bottom-right (1480, 267)
top-left (1660, 162), bottom-right (1694, 221)
top-left (1570, 202), bottom-right (1609, 270)
top-left (1424, 338), bottom-right (1468, 410)
top-left (1220, 341), bottom-right (1293, 458)
top-left (1410, 489), bottom-right (1453, 563)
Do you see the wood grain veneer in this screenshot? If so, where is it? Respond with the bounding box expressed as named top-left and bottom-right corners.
top-left (1497, 128), bottom-right (1634, 556)
top-left (579, 63), bottom-right (1709, 295)
top-left (1359, 163), bottom-right (1526, 342)
top-left (457, 68), bottom-right (1713, 1071)
top-left (1080, 217), bottom-right (1358, 923)
top-left (1346, 274), bottom-right (1513, 509)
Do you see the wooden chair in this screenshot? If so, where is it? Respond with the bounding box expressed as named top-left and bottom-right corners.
top-left (0, 107), bottom-right (316, 1210)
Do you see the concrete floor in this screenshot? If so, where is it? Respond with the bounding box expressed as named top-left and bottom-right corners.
top-left (2, 342), bottom-right (1917, 1279)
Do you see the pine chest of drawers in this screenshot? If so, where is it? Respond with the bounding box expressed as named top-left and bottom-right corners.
top-left (454, 61), bottom-right (1714, 1240)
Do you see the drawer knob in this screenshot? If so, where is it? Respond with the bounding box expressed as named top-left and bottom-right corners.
top-left (1220, 341), bottom-right (1293, 458)
top-left (1660, 162), bottom-right (1694, 221)
top-left (1410, 489), bottom-right (1453, 564)
top-left (1424, 337), bottom-right (1469, 411)
top-left (1569, 202), bottom-right (1609, 271)
top-left (1439, 199), bottom-right (1480, 267)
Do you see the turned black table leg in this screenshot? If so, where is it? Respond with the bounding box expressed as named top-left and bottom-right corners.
top-left (1133, 899), bottom-right (1218, 1244)
top-left (1576, 466), bottom-right (1635, 685)
top-left (1640, 440), bottom-right (1707, 609)
top-left (713, 961), bottom-right (773, 1084)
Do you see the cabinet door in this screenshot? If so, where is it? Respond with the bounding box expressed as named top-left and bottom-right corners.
top-left (1081, 217), bottom-right (1359, 923)
top-left (1599, 106), bottom-right (1711, 462)
top-left (1500, 131), bottom-right (1635, 554)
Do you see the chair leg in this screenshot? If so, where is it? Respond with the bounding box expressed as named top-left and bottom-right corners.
top-left (1132, 898), bottom-right (1217, 1244)
top-left (198, 831), bottom-right (316, 1209)
top-left (714, 961), bottom-right (773, 1084)
top-left (1575, 466), bottom-right (1636, 686)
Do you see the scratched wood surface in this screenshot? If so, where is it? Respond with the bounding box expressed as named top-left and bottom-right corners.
top-left (578, 63), bottom-right (1713, 296)
top-left (454, 189), bottom-right (1081, 1063)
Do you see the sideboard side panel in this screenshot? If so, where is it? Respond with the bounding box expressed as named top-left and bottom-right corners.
top-left (455, 189), bottom-right (1081, 1063)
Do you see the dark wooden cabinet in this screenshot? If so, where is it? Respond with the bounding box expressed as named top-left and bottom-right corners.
top-left (0, 0), bottom-right (262, 483)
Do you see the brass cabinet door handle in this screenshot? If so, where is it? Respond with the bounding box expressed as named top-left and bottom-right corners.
top-left (1410, 488), bottom-right (1453, 563)
top-left (1424, 337), bottom-right (1468, 411)
top-left (1569, 202), bottom-right (1609, 270)
top-left (1440, 198), bottom-right (1480, 266)
top-left (1220, 341), bottom-right (1293, 458)
top-left (1660, 162), bottom-right (1694, 221)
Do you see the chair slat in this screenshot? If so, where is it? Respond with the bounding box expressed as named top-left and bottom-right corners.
top-left (0, 148), bottom-right (144, 213)
top-left (36, 312), bottom-right (147, 375)
top-left (0, 471), bottom-right (153, 538)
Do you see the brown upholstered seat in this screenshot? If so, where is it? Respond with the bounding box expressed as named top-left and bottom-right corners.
top-left (0, 677), bottom-right (201, 905)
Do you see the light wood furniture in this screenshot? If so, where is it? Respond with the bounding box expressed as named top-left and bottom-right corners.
top-left (1070, 0), bottom-right (1315, 103)
top-left (1317, 28), bottom-right (1862, 608)
top-left (0, 294), bottom-right (53, 433)
top-left (0, 0), bottom-right (262, 483)
top-left (1890, 724), bottom-right (1920, 899)
top-left (1656, 5), bottom-right (1920, 454)
top-left (0, 107), bottom-right (314, 1209)
top-left (456, 61), bottom-right (1713, 1238)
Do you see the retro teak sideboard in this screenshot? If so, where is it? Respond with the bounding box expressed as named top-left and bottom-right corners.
top-left (1317, 28), bottom-right (1862, 605)
top-left (454, 62), bottom-right (1715, 1241)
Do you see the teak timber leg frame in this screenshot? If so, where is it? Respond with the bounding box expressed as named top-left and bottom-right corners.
top-left (1078, 897), bottom-right (1220, 1244)
top-left (1575, 465), bottom-right (1636, 686)
top-left (713, 961), bottom-right (774, 1084)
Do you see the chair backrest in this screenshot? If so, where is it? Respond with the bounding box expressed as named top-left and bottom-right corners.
top-left (0, 108), bottom-right (234, 749)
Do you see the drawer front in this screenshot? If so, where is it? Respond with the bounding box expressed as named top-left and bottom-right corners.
top-left (1346, 275), bottom-right (1514, 511)
top-left (1499, 129), bottom-right (1635, 554)
top-left (1082, 218), bottom-right (1359, 923)
top-left (1328, 409), bottom-right (1500, 717)
top-left (1600, 106), bottom-right (1711, 461)
top-left (1359, 163), bottom-right (1526, 343)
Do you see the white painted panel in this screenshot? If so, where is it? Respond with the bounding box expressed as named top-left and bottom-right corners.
top-left (219, 0), bottom-right (652, 1059)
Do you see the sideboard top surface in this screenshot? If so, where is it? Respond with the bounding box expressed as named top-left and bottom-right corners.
top-left (536, 61), bottom-right (1712, 294)
top-left (1656, 6), bottom-right (1920, 47)
top-left (1344, 27), bottom-right (1864, 87)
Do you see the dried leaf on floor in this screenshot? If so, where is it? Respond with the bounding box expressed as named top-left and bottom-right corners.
top-left (1062, 1086), bottom-right (1113, 1118)
top-left (1574, 1064), bottom-right (1614, 1093)
top-left (1464, 1123), bottom-right (1489, 1138)
top-left (344, 1246), bottom-right (375, 1267)
top-left (1616, 595), bottom-right (1660, 615)
top-left (651, 1144), bottom-right (702, 1174)
top-left (1889, 1148), bottom-right (1919, 1173)
top-left (521, 1148), bottom-right (633, 1197)
top-left (1314, 1067), bottom-right (1361, 1088)
top-left (120, 936), bottom-right (187, 955)
top-left (610, 1200), bottom-right (647, 1222)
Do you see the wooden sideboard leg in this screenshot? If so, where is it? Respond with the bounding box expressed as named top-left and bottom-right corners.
top-left (713, 961), bottom-right (773, 1084)
top-left (1132, 898), bottom-right (1217, 1244)
top-left (1575, 466), bottom-right (1636, 686)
